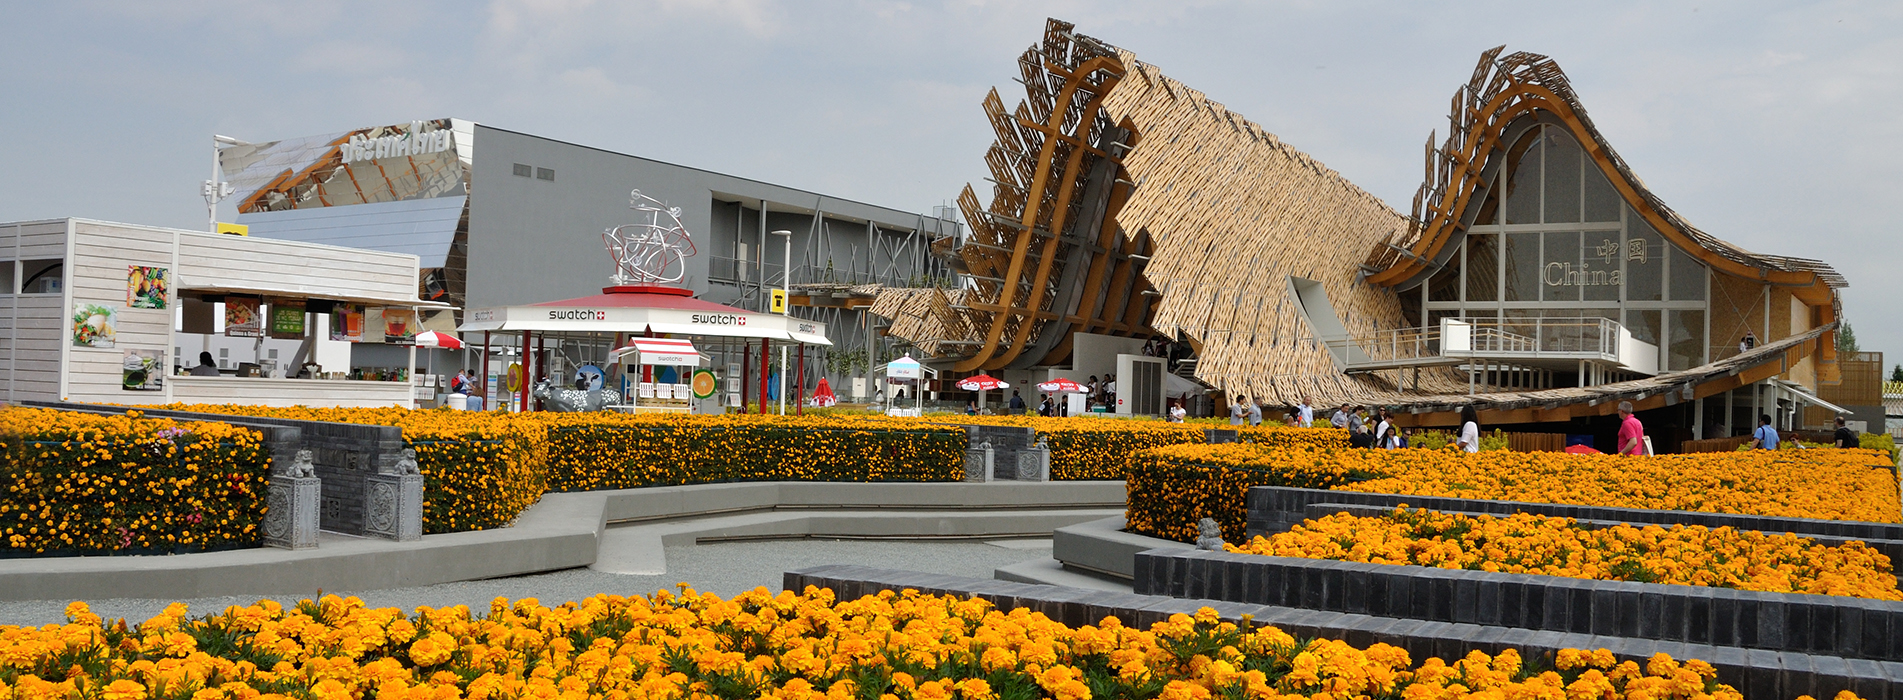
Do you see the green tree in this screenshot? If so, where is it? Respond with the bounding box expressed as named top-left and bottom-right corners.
top-left (1838, 322), bottom-right (1859, 355)
top-left (1891, 364), bottom-right (1902, 382)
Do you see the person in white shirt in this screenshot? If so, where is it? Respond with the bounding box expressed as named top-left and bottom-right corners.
top-left (1373, 408), bottom-right (1399, 449)
top-left (1331, 404), bottom-right (1353, 430)
top-left (1297, 397), bottom-right (1314, 427)
top-left (1247, 400), bottom-right (1262, 426)
top-left (1168, 400), bottom-right (1187, 423)
top-left (1455, 405), bottom-right (1481, 453)
top-left (1229, 395), bottom-right (1249, 425)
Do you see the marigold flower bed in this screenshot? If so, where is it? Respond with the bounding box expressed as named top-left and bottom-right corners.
top-left (0, 588), bottom-right (1838, 700)
top-left (1229, 507), bottom-right (1903, 600)
top-left (154, 406), bottom-right (968, 534)
top-left (919, 415), bottom-right (1346, 480)
top-left (1125, 442), bottom-right (1901, 544)
top-left (0, 408), bottom-right (269, 557)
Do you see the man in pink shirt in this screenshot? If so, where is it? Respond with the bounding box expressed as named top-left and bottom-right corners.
top-left (1617, 401), bottom-right (1645, 455)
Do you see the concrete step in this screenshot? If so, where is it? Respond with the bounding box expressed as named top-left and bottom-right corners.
top-left (993, 558), bottom-right (1133, 593)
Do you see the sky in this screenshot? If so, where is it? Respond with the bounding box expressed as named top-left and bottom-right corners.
top-left (3, 0), bottom-right (1898, 362)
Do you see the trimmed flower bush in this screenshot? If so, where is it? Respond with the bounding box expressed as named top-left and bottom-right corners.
top-left (0, 408), bottom-right (269, 557)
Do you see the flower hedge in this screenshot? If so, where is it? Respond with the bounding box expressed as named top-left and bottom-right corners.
top-left (1126, 445), bottom-right (1376, 542)
top-left (1231, 507), bottom-right (1903, 600)
top-left (1124, 442), bottom-right (1903, 544)
top-left (905, 414), bottom-right (1347, 480)
top-left (0, 588), bottom-right (1844, 700)
top-left (150, 406), bottom-right (965, 533)
top-left (533, 413), bottom-right (966, 492)
top-left (0, 408), bottom-right (269, 557)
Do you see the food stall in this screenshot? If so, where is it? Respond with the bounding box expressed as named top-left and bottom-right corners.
top-left (459, 285), bottom-right (828, 412)
top-left (0, 217), bottom-right (451, 408)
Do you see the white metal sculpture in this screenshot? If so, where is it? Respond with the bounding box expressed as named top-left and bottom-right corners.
top-left (604, 189), bottom-right (699, 286)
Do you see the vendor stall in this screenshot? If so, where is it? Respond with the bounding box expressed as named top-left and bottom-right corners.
top-left (457, 285), bottom-right (829, 413)
top-left (0, 217), bottom-right (452, 408)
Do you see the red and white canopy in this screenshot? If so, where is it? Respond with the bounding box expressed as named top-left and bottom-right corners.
top-left (956, 374), bottom-right (1009, 391)
top-left (1036, 378), bottom-right (1086, 394)
top-left (610, 337), bottom-right (701, 366)
top-left (414, 330), bottom-right (464, 349)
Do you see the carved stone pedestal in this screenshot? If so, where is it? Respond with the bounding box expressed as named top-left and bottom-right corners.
top-left (964, 441), bottom-right (994, 483)
top-left (1014, 442), bottom-right (1051, 481)
top-left (364, 473), bottom-right (424, 541)
top-left (263, 476), bottom-right (320, 550)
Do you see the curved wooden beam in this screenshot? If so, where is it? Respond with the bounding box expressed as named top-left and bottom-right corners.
top-left (1366, 83), bottom-right (1829, 305)
top-left (956, 55), bottom-right (1125, 372)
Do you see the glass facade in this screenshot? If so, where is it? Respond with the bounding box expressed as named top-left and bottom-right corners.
top-left (1418, 122), bottom-right (1710, 371)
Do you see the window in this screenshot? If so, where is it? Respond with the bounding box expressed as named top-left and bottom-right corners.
top-left (0, 261), bottom-right (13, 294)
top-left (1625, 210), bottom-right (1664, 302)
top-left (1667, 310), bottom-right (1706, 370)
top-left (1503, 232), bottom-right (1540, 301)
top-left (513, 163), bottom-right (532, 177)
top-left (1669, 245), bottom-right (1706, 301)
top-left (1428, 253), bottom-right (1461, 302)
top-left (1543, 132), bottom-right (1581, 223)
top-left (1464, 233), bottom-right (1498, 302)
top-left (20, 259), bottom-right (62, 294)
top-left (535, 167), bottom-right (555, 181)
top-left (1541, 231), bottom-right (1581, 302)
top-left (1503, 130), bottom-right (1542, 225)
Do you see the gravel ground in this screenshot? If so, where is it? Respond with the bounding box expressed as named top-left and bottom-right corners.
top-left (0, 539), bottom-right (1052, 627)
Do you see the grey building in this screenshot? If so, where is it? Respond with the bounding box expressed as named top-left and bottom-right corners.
top-left (218, 119), bottom-right (957, 396)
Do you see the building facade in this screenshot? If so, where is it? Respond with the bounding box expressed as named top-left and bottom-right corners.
top-left (875, 20), bottom-right (1851, 450)
top-left (217, 121), bottom-right (958, 397)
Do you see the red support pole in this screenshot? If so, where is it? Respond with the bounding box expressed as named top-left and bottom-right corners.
top-left (796, 344), bottom-right (805, 416)
top-left (758, 338), bottom-right (771, 414)
top-left (740, 344), bottom-right (750, 413)
top-left (519, 330), bottom-right (532, 413)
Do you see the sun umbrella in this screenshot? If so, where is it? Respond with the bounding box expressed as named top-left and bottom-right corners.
top-left (956, 374), bottom-right (1009, 391)
top-left (957, 373), bottom-right (1009, 410)
top-left (1563, 443), bottom-right (1601, 455)
top-left (812, 377), bottom-right (837, 407)
top-left (414, 330), bottom-right (464, 349)
top-left (1036, 378), bottom-right (1086, 393)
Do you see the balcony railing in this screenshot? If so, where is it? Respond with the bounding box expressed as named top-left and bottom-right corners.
top-left (1316, 316), bottom-right (1658, 376)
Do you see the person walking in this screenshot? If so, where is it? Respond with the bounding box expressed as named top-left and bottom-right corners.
top-left (1750, 414), bottom-right (1780, 450)
top-left (1009, 390), bottom-right (1025, 413)
top-left (1616, 401), bottom-right (1645, 455)
top-left (1834, 416), bottom-right (1858, 448)
top-left (1455, 406), bottom-right (1481, 453)
top-left (1246, 398), bottom-right (1263, 426)
top-left (1331, 404), bottom-right (1353, 431)
top-left (1229, 395), bottom-right (1249, 426)
top-left (1297, 396), bottom-right (1314, 427)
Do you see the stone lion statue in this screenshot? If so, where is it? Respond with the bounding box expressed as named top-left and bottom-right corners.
top-left (1194, 517), bottom-right (1225, 551)
top-left (394, 448), bottom-right (420, 476)
top-left (284, 449), bottom-right (316, 479)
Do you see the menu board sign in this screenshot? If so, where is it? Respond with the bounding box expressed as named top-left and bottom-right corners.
top-left (382, 308), bottom-right (417, 345)
top-left (269, 301), bottom-right (306, 339)
top-left (330, 304), bottom-right (363, 342)
top-left (224, 297), bottom-right (262, 338)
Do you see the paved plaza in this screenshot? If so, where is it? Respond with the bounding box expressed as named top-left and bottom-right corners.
top-left (0, 538), bottom-right (1052, 626)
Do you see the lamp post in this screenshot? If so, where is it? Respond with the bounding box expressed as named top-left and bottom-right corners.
top-left (769, 229), bottom-right (792, 415)
top-left (204, 135), bottom-right (247, 232)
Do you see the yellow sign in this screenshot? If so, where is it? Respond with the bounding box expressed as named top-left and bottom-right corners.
top-left (216, 222), bottom-right (249, 236)
top-left (770, 289), bottom-right (788, 314)
top-left (506, 363), bottom-right (523, 392)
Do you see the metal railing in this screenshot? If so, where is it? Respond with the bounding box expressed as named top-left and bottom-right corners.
top-left (1316, 316), bottom-right (1642, 372)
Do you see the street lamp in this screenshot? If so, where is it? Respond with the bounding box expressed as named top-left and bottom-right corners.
top-left (204, 135), bottom-right (248, 233)
top-left (769, 229), bottom-right (791, 415)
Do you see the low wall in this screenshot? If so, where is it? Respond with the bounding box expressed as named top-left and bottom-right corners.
top-left (784, 564), bottom-right (1892, 700)
top-left (1135, 547), bottom-right (1903, 663)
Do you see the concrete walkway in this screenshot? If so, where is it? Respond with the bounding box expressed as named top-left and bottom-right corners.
top-left (0, 481), bottom-right (1124, 602)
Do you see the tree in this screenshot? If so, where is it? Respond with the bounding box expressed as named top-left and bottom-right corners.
top-left (1837, 322), bottom-right (1859, 355)
top-left (1892, 364), bottom-right (1902, 382)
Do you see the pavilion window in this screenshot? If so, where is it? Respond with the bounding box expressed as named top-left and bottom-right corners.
top-left (1542, 131), bottom-right (1582, 224)
top-left (1503, 130), bottom-right (1542, 225)
top-left (1624, 209), bottom-right (1665, 302)
top-left (1503, 232), bottom-right (1541, 301)
top-left (1464, 233), bottom-right (1498, 302)
top-left (1667, 310), bottom-right (1706, 370)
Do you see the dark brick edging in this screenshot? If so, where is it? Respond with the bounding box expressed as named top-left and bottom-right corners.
top-left (1136, 547), bottom-right (1903, 663)
top-left (1247, 486), bottom-right (1903, 556)
top-left (783, 565), bottom-right (1899, 700)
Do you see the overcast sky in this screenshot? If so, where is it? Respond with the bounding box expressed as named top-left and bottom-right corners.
top-left (4, 1), bottom-right (1897, 362)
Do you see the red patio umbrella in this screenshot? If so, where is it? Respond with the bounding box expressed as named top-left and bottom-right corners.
top-left (811, 377), bottom-right (837, 407)
top-left (1563, 443), bottom-right (1601, 455)
top-left (414, 330), bottom-right (464, 349)
top-left (956, 374), bottom-right (1009, 391)
top-left (1036, 378), bottom-right (1086, 393)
